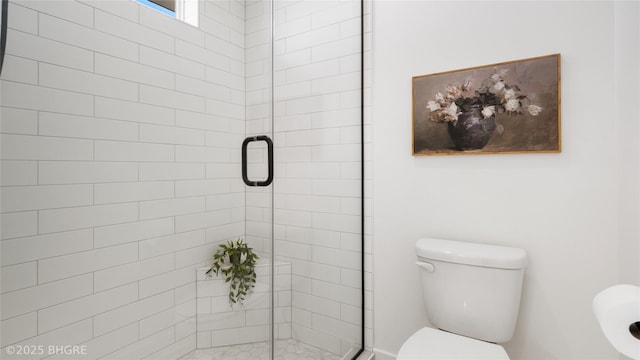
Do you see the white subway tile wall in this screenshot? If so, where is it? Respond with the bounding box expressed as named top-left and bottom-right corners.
top-left (1, 0), bottom-right (373, 358)
top-left (195, 262), bottom-right (291, 348)
top-left (0, 1), bottom-right (246, 359)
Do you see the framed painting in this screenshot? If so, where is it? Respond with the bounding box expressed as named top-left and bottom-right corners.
top-left (412, 54), bottom-right (561, 155)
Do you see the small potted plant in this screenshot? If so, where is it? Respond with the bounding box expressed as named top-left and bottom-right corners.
top-left (206, 238), bottom-right (259, 305)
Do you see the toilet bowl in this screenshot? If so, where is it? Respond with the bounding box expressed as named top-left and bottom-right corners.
top-left (397, 238), bottom-right (527, 359)
top-left (397, 327), bottom-right (509, 360)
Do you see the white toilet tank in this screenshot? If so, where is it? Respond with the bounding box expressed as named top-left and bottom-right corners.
top-left (416, 238), bottom-right (527, 343)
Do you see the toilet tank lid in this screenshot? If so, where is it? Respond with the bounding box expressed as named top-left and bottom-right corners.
top-left (416, 238), bottom-right (527, 269)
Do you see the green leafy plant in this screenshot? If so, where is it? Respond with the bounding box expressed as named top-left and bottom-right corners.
top-left (206, 238), bottom-right (259, 305)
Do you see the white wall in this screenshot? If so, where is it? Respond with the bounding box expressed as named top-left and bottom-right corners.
top-left (615, 1), bottom-right (640, 287)
top-left (0, 0), bottom-right (245, 358)
top-left (371, 1), bottom-right (640, 360)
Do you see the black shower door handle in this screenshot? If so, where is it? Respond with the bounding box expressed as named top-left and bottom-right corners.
top-left (241, 135), bottom-right (273, 187)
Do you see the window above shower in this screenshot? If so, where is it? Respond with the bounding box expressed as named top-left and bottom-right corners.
top-left (136, 0), bottom-right (198, 27)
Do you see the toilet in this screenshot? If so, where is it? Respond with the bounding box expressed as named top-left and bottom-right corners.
top-left (397, 238), bottom-right (528, 359)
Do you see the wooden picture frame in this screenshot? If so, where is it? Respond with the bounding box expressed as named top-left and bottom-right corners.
top-left (412, 54), bottom-right (561, 155)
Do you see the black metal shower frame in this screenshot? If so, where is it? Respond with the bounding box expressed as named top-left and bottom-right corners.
top-left (1, 0), bottom-right (8, 76)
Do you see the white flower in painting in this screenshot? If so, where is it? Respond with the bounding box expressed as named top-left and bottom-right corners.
top-left (426, 100), bottom-right (440, 112)
top-left (481, 105), bottom-right (496, 119)
top-left (491, 69), bottom-right (509, 83)
top-left (505, 98), bottom-right (520, 112)
top-left (503, 88), bottom-right (516, 100)
top-left (425, 66), bottom-right (544, 129)
top-left (527, 104), bottom-right (543, 116)
top-left (442, 102), bottom-right (460, 121)
top-left (446, 84), bottom-right (462, 99)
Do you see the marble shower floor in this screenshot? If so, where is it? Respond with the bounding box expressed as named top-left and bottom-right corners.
top-left (179, 339), bottom-right (342, 360)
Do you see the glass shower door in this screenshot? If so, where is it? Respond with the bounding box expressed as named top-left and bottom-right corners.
top-left (272, 0), bottom-right (363, 359)
top-left (192, 0), bottom-right (364, 358)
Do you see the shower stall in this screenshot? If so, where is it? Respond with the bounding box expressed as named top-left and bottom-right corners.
top-left (0, 0), bottom-right (365, 359)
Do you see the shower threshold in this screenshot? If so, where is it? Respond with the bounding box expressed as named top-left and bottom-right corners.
top-left (179, 339), bottom-right (342, 360)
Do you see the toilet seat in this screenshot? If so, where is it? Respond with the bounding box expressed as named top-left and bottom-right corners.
top-left (397, 327), bottom-right (510, 359)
